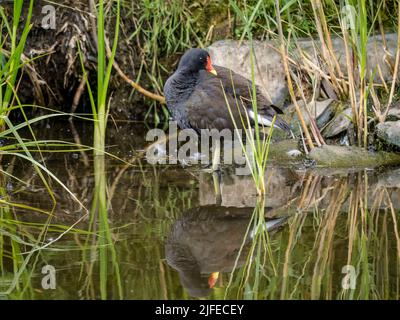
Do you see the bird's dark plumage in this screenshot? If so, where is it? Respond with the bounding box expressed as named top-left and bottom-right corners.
top-left (164, 48), bottom-right (290, 133)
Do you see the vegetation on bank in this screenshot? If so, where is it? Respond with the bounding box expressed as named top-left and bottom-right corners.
top-left (2, 1), bottom-right (399, 120)
top-left (3, 0), bottom-right (399, 151)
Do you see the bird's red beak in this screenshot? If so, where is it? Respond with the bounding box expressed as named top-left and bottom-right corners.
top-left (206, 56), bottom-right (217, 76)
top-left (208, 272), bottom-right (220, 288)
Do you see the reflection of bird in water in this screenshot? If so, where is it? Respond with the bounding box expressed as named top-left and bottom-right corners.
top-left (165, 205), bottom-right (287, 298)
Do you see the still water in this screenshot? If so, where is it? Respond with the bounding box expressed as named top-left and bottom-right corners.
top-left (0, 120), bottom-right (399, 299)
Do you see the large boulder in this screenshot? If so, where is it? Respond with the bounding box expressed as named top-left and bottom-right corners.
top-left (208, 34), bottom-right (398, 106)
top-left (377, 121), bottom-right (400, 148)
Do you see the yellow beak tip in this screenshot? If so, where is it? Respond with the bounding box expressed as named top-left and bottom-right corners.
top-left (210, 69), bottom-right (217, 76)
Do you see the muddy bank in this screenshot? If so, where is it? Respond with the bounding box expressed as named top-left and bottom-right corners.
top-left (4, 0), bottom-right (139, 118)
top-left (5, 0), bottom-right (232, 120)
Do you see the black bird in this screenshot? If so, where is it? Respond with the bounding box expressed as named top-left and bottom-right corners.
top-left (163, 48), bottom-right (290, 133)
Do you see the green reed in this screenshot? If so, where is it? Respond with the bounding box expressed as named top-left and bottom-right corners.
top-left (222, 39), bottom-right (276, 195)
top-left (0, 1), bottom-right (80, 205)
top-left (224, 197), bottom-right (279, 299)
top-left (0, 0), bottom-right (92, 213)
top-left (0, 0), bottom-right (89, 296)
top-left (79, 0), bottom-right (123, 299)
top-left (0, 0), bottom-right (125, 300)
top-left (220, 36), bottom-right (282, 295)
top-left (0, 0), bottom-right (33, 125)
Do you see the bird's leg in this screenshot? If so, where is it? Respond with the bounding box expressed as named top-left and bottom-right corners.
top-left (201, 141), bottom-right (221, 172)
top-left (211, 140), bottom-right (221, 171)
top-left (212, 170), bottom-right (222, 205)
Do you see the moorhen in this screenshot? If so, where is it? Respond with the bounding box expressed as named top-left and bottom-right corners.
top-left (164, 48), bottom-right (290, 133)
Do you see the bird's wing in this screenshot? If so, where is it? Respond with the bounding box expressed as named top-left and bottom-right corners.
top-left (214, 66), bottom-right (283, 113)
top-left (185, 67), bottom-right (289, 132)
top-left (215, 66), bottom-right (289, 131)
top-left (184, 72), bottom-right (245, 131)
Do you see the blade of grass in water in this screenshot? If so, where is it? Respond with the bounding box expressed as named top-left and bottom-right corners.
top-left (79, 0), bottom-right (123, 299)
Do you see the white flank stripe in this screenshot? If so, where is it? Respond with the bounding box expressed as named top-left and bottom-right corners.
top-left (248, 110), bottom-right (278, 128)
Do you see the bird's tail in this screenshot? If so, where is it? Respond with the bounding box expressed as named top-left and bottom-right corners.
top-left (265, 217), bottom-right (288, 231)
top-left (248, 110), bottom-right (291, 134)
top-left (273, 116), bottom-right (291, 133)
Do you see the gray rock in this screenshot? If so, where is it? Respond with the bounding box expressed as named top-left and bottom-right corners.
top-left (388, 102), bottom-right (400, 119)
top-left (296, 33), bottom-right (398, 84)
top-left (388, 107), bottom-right (400, 119)
top-left (377, 121), bottom-right (400, 147)
top-left (308, 145), bottom-right (400, 167)
top-left (208, 34), bottom-right (398, 106)
top-left (316, 104), bottom-right (335, 129)
top-left (323, 108), bottom-right (353, 138)
top-left (285, 99), bottom-right (334, 129)
top-left (199, 166), bottom-right (297, 208)
top-left (321, 78), bottom-right (338, 100)
top-left (377, 168), bottom-right (400, 188)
